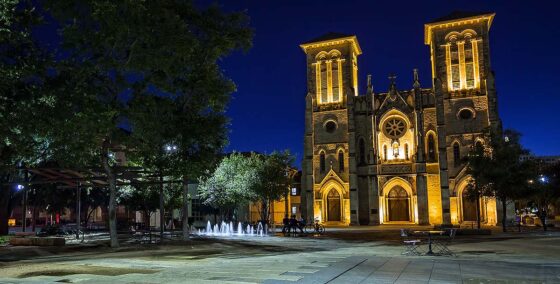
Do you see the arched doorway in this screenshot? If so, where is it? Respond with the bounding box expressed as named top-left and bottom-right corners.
top-left (387, 186), bottom-right (410, 221)
top-left (462, 189), bottom-right (478, 221)
top-left (327, 189), bottom-right (341, 221)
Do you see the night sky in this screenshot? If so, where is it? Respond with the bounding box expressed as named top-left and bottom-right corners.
top-left (200, 0), bottom-right (560, 166)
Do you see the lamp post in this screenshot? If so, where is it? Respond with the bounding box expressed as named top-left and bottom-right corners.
top-left (76, 182), bottom-right (81, 240)
top-left (160, 144), bottom-right (177, 241)
top-left (20, 167), bottom-right (29, 233)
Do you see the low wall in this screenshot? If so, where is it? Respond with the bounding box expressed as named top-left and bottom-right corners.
top-left (10, 237), bottom-right (65, 246)
top-left (455, 229), bottom-right (492, 235)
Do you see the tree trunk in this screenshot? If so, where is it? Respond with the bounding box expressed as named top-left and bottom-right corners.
top-left (182, 177), bottom-right (189, 240)
top-left (475, 193), bottom-right (481, 229)
top-left (159, 172), bottom-right (164, 241)
top-left (501, 196), bottom-right (507, 233)
top-left (86, 207), bottom-right (95, 228)
top-left (0, 184), bottom-right (10, 235)
top-left (101, 142), bottom-right (119, 248)
top-left (260, 199), bottom-right (268, 224)
top-left (32, 203), bottom-right (38, 232)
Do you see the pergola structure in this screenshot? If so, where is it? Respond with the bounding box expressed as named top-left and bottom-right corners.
top-left (7, 166), bottom-right (182, 239)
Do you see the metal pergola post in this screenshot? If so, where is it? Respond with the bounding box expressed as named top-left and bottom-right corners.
top-left (159, 172), bottom-right (164, 242)
top-left (22, 169), bottom-right (29, 232)
top-left (76, 182), bottom-right (81, 239)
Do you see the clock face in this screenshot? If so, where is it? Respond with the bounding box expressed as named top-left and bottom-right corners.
top-left (383, 117), bottom-right (406, 139)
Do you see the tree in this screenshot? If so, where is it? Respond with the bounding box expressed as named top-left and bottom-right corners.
top-left (198, 153), bottom-right (256, 220)
top-left (250, 151), bottom-right (294, 224)
top-left (465, 128), bottom-right (534, 231)
top-left (0, 0), bottom-right (55, 235)
top-left (463, 141), bottom-right (488, 229)
top-left (198, 151), bottom-right (295, 225)
top-left (529, 162), bottom-right (560, 231)
top-left (45, 0), bottom-right (252, 247)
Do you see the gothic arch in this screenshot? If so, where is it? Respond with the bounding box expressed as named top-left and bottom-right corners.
top-left (380, 177), bottom-right (416, 224)
top-left (319, 150), bottom-right (326, 172)
top-left (461, 29), bottom-right (478, 38)
top-left (328, 49), bottom-right (341, 58)
top-left (455, 177), bottom-right (478, 223)
top-left (453, 141), bottom-right (461, 167)
top-left (378, 109), bottom-right (412, 131)
top-left (315, 51), bottom-right (327, 60)
top-left (318, 175), bottom-right (348, 223)
top-left (382, 177), bottom-right (414, 197)
top-left (426, 130), bottom-right (438, 163)
top-left (445, 31), bottom-right (460, 42)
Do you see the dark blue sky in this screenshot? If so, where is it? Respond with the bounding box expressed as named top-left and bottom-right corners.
top-left (203, 1), bottom-right (560, 165)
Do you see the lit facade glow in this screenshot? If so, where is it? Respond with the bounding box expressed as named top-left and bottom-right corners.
top-left (301, 13), bottom-right (503, 226)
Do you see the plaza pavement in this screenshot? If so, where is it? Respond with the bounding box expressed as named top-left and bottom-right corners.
top-left (0, 227), bottom-right (559, 283)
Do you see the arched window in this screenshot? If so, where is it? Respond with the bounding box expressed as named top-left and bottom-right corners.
top-left (463, 33), bottom-right (476, 89)
top-left (445, 30), bottom-right (480, 91)
top-left (404, 144), bottom-right (409, 160)
top-left (475, 140), bottom-right (483, 149)
top-left (319, 152), bottom-right (326, 172)
top-left (358, 138), bottom-right (366, 165)
top-left (453, 142), bottom-right (461, 166)
top-left (427, 133), bottom-right (437, 162)
top-left (383, 145), bottom-right (388, 161)
top-left (338, 150), bottom-right (344, 171)
top-left (474, 140), bottom-right (484, 155)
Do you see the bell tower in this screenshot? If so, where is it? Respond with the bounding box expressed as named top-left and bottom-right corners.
top-left (300, 33), bottom-right (362, 225)
top-left (425, 12), bottom-right (501, 225)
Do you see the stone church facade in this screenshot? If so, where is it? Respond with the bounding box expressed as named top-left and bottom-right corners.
top-left (300, 12), bottom-right (506, 226)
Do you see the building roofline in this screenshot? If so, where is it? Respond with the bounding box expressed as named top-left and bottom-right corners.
top-left (424, 12), bottom-right (495, 45)
top-left (300, 34), bottom-right (362, 55)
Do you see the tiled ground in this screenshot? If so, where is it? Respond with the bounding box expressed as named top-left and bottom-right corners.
top-left (1, 230), bottom-right (560, 283)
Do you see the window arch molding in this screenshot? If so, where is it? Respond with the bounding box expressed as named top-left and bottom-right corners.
top-left (453, 141), bottom-right (461, 167)
top-left (456, 107), bottom-right (476, 120)
top-left (426, 130), bottom-right (438, 163)
top-left (319, 150), bottom-right (326, 173)
top-left (315, 51), bottom-right (328, 60)
top-left (338, 149), bottom-right (345, 171)
top-left (460, 29), bottom-right (478, 38)
top-left (474, 138), bottom-right (485, 150)
top-left (379, 109), bottom-right (412, 131)
top-left (323, 119), bottom-right (338, 133)
top-left (328, 49), bottom-right (341, 59)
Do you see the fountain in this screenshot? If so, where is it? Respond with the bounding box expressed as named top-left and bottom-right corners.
top-left (237, 223), bottom-right (243, 236)
top-left (196, 220), bottom-right (267, 238)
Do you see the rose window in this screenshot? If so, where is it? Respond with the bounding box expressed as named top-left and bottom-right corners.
top-left (383, 118), bottom-right (406, 139)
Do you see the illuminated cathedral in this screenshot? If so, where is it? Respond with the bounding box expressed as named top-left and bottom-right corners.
top-left (300, 12), bottom-right (507, 226)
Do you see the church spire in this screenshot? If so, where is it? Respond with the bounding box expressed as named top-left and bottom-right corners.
top-left (413, 68), bottom-right (420, 89)
top-left (388, 73), bottom-right (397, 91)
top-left (366, 74), bottom-right (373, 95)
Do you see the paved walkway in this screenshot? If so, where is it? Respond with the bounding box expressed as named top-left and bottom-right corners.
top-left (1, 230), bottom-right (560, 283)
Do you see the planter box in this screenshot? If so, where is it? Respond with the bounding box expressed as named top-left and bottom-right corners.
top-left (455, 229), bottom-right (492, 235)
top-left (10, 237), bottom-right (65, 246)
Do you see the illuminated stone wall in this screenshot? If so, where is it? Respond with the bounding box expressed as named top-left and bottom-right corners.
top-left (299, 13), bottom-right (502, 227)
top-left (427, 174), bottom-right (443, 224)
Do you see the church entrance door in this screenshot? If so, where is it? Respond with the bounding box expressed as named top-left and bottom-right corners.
top-left (387, 186), bottom-right (410, 221)
top-left (462, 190), bottom-right (478, 221)
top-left (327, 189), bottom-right (341, 221)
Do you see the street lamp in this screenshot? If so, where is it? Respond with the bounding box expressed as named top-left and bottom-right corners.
top-left (164, 144), bottom-right (178, 154)
top-left (159, 143), bottom-right (178, 240)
